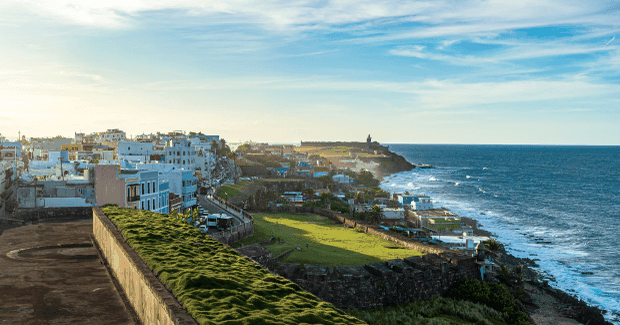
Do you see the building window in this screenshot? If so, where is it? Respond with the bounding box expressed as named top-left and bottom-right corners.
top-left (152, 182), bottom-right (155, 193)
top-left (147, 200), bottom-right (150, 210)
top-left (153, 199), bottom-right (155, 209)
top-left (183, 151), bottom-right (185, 156)
top-left (142, 183), bottom-right (144, 195)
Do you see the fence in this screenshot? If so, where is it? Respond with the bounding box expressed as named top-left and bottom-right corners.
top-left (205, 195), bottom-right (254, 245)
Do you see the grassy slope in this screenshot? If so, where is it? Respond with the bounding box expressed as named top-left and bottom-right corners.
top-left (102, 207), bottom-right (365, 325)
top-left (231, 212), bottom-right (422, 266)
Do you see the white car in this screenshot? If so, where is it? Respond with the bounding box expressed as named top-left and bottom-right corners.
top-left (198, 225), bottom-right (208, 232)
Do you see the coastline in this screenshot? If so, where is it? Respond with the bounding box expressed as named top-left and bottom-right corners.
top-left (379, 147), bottom-right (613, 325)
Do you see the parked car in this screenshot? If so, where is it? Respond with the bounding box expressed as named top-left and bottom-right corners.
top-left (198, 225), bottom-right (208, 232)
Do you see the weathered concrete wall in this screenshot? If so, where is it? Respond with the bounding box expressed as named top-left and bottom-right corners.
top-left (92, 207), bottom-right (198, 325)
top-left (15, 206), bottom-right (92, 224)
top-left (273, 253), bottom-right (481, 310)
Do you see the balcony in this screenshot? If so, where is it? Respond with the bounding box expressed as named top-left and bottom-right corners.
top-left (127, 195), bottom-right (140, 202)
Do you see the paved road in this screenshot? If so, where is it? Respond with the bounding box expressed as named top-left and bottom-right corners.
top-left (197, 195), bottom-right (243, 227)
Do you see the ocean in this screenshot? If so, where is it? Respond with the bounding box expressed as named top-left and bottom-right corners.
top-left (381, 144), bottom-right (620, 323)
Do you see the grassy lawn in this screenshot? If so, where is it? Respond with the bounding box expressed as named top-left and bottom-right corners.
top-left (101, 207), bottom-right (365, 325)
top-left (216, 181), bottom-right (257, 201)
top-left (426, 223), bottom-right (464, 232)
top-left (232, 212), bottom-right (422, 266)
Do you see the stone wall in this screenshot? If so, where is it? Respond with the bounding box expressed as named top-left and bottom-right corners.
top-left (207, 195), bottom-right (254, 245)
top-left (250, 206), bottom-right (481, 310)
top-left (14, 207), bottom-right (92, 224)
top-left (92, 207), bottom-right (198, 325)
top-left (272, 253), bottom-right (481, 310)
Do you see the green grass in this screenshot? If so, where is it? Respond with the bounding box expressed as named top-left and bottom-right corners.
top-left (216, 181), bottom-right (259, 201)
top-left (426, 224), bottom-right (463, 231)
top-left (102, 207), bottom-right (365, 325)
top-left (232, 212), bottom-right (422, 266)
top-left (344, 295), bottom-right (510, 325)
top-left (216, 185), bottom-right (241, 200)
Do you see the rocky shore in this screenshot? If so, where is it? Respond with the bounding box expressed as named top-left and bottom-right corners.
top-left (474, 219), bottom-right (613, 325)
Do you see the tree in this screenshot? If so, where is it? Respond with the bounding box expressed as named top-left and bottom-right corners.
top-left (357, 170), bottom-right (379, 187)
top-left (22, 155), bottom-right (29, 173)
top-left (370, 204), bottom-right (382, 225)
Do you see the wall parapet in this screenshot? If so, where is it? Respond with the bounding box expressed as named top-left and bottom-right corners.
top-left (92, 207), bottom-right (198, 325)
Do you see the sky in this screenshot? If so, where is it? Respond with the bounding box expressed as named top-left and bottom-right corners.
top-left (0, 1), bottom-right (619, 145)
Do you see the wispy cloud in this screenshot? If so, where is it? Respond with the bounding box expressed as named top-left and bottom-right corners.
top-left (604, 36), bottom-right (615, 47)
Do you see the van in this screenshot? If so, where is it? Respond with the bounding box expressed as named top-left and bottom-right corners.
top-left (217, 215), bottom-right (234, 230)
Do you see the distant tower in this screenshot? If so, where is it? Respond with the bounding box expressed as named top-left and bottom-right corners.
top-left (367, 134), bottom-right (372, 144)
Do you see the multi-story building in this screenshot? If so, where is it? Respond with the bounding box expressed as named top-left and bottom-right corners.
top-left (100, 129), bottom-right (126, 142)
top-left (1, 142), bottom-right (22, 158)
top-left (117, 141), bottom-right (163, 163)
top-left (132, 163), bottom-right (198, 213)
top-left (165, 139), bottom-right (196, 170)
top-left (94, 164), bottom-right (169, 213)
top-left (410, 195), bottom-right (433, 210)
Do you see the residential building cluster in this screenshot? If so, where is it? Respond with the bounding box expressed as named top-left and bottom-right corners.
top-left (0, 130), bottom-right (235, 217)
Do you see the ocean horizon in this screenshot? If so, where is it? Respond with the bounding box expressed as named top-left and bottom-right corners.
top-left (381, 144), bottom-right (620, 324)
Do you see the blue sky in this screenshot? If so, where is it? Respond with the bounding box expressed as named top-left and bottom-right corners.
top-left (1, 1), bottom-right (618, 144)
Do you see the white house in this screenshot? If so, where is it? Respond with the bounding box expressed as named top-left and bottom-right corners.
top-left (332, 174), bottom-right (352, 184)
top-left (410, 195), bottom-right (433, 210)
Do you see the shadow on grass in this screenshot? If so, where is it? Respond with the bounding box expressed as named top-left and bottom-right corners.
top-left (234, 212), bottom-right (421, 266)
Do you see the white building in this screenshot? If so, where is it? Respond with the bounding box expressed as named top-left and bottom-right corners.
top-left (410, 195), bottom-right (433, 210)
top-left (117, 141), bottom-right (164, 163)
top-left (333, 174), bottom-right (352, 184)
top-left (165, 139), bottom-right (196, 170)
top-left (101, 129), bottom-right (126, 142)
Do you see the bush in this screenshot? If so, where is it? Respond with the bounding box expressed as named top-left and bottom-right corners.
top-left (445, 279), bottom-right (532, 325)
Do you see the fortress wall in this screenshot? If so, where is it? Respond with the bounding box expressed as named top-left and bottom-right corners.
top-left (15, 206), bottom-right (92, 224)
top-left (92, 207), bottom-right (198, 325)
top-left (274, 253), bottom-right (481, 310)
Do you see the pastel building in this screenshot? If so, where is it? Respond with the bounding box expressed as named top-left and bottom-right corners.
top-left (94, 164), bottom-right (169, 213)
top-left (131, 163), bottom-right (198, 213)
top-left (165, 139), bottom-right (196, 170)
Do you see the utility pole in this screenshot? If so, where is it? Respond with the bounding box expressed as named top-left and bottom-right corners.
top-left (59, 156), bottom-right (63, 181)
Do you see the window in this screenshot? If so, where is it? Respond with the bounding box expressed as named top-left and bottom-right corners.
top-left (183, 151), bottom-right (185, 156)
top-left (147, 182), bottom-right (150, 194)
top-left (152, 182), bottom-right (155, 193)
top-left (141, 183), bottom-right (144, 195)
top-left (147, 200), bottom-right (150, 210)
top-left (153, 199), bottom-right (155, 209)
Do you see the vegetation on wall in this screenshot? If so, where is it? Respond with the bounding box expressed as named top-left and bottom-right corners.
top-left (101, 207), bottom-right (366, 325)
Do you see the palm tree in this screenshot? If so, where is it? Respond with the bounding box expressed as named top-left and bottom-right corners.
top-left (370, 204), bottom-right (382, 225)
